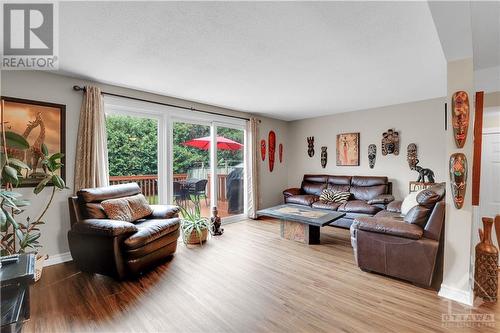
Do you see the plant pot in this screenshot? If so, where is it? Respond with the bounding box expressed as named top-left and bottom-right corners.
top-left (186, 229), bottom-right (208, 245)
top-left (35, 254), bottom-right (48, 282)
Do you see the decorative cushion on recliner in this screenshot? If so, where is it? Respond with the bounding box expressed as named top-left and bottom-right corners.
top-left (404, 205), bottom-right (431, 227)
top-left (101, 194), bottom-right (154, 222)
top-left (416, 183), bottom-right (446, 208)
top-left (319, 189), bottom-right (350, 203)
top-left (400, 190), bottom-right (423, 215)
top-left (285, 194), bottom-right (319, 206)
top-left (337, 200), bottom-right (382, 215)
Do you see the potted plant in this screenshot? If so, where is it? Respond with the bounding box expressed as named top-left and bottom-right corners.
top-left (1, 116), bottom-right (66, 281)
top-left (179, 200), bottom-right (211, 245)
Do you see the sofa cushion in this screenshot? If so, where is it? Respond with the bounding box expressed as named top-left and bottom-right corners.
top-left (350, 185), bottom-right (387, 201)
top-left (78, 183), bottom-right (141, 203)
top-left (416, 183), bottom-right (446, 208)
top-left (124, 218), bottom-right (180, 250)
top-left (101, 194), bottom-right (153, 222)
top-left (312, 200), bottom-right (342, 210)
top-left (84, 202), bottom-right (107, 219)
top-left (386, 200), bottom-right (402, 213)
top-left (285, 194), bottom-right (318, 206)
top-left (351, 217), bottom-right (423, 240)
top-left (351, 176), bottom-right (388, 187)
top-left (404, 205), bottom-right (431, 227)
top-left (337, 200), bottom-right (382, 215)
top-left (374, 210), bottom-right (404, 220)
top-left (327, 176), bottom-right (351, 192)
top-left (301, 182), bottom-right (327, 196)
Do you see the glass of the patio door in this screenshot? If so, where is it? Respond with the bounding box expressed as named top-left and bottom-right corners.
top-left (171, 121), bottom-right (211, 216)
top-left (216, 126), bottom-right (245, 219)
top-left (106, 114), bottom-right (159, 204)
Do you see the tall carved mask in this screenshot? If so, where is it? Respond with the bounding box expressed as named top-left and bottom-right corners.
top-left (260, 139), bottom-right (266, 161)
top-left (452, 91), bottom-right (470, 148)
top-left (307, 136), bottom-right (315, 157)
top-left (268, 131), bottom-right (276, 172)
top-left (449, 153), bottom-right (467, 209)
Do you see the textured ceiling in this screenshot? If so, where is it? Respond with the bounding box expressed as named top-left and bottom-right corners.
top-left (58, 2), bottom-right (446, 120)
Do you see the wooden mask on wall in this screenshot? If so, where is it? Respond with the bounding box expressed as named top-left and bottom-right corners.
top-left (381, 129), bottom-right (400, 156)
top-left (449, 153), bottom-right (467, 209)
top-left (368, 144), bottom-right (376, 169)
top-left (279, 143), bottom-right (283, 163)
top-left (268, 131), bottom-right (276, 172)
top-left (407, 143), bottom-right (418, 169)
top-left (452, 91), bottom-right (470, 148)
top-left (307, 136), bottom-right (315, 157)
top-left (321, 146), bottom-right (327, 168)
top-left (260, 139), bottom-right (266, 161)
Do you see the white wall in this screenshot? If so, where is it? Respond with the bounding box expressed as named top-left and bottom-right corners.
top-left (475, 65), bottom-right (500, 93)
top-left (286, 98), bottom-right (446, 200)
top-left (1, 71), bottom-right (288, 257)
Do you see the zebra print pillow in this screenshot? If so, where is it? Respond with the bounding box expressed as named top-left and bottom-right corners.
top-left (319, 189), bottom-right (351, 203)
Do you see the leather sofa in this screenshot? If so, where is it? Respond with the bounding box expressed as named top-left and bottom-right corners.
top-left (283, 175), bottom-right (394, 228)
top-left (350, 183), bottom-right (445, 288)
top-left (68, 183), bottom-right (180, 279)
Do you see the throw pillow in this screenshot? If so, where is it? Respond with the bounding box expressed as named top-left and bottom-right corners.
top-left (400, 189), bottom-right (423, 215)
top-left (404, 205), bottom-right (431, 227)
top-left (319, 189), bottom-right (351, 203)
top-left (101, 194), bottom-right (153, 222)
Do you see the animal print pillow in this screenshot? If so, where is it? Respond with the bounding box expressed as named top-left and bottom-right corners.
top-left (319, 189), bottom-right (351, 203)
top-left (101, 194), bottom-right (153, 222)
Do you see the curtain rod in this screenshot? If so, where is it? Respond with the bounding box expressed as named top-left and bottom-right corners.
top-left (72, 85), bottom-right (251, 121)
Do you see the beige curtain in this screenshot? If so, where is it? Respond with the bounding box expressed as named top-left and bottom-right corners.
top-left (246, 117), bottom-right (259, 219)
top-left (74, 86), bottom-right (109, 192)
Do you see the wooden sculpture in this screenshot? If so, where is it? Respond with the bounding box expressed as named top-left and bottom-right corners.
top-left (260, 139), bottom-right (266, 161)
top-left (449, 153), bottom-right (467, 209)
top-left (268, 131), bottom-right (276, 172)
top-left (452, 91), bottom-right (470, 148)
top-left (474, 217), bottom-right (498, 302)
top-left (279, 143), bottom-right (283, 163)
top-left (321, 146), bottom-right (327, 168)
top-left (407, 143), bottom-right (418, 169)
top-left (210, 207), bottom-right (224, 236)
top-left (307, 136), bottom-right (315, 157)
top-left (413, 160), bottom-right (435, 183)
top-left (381, 129), bottom-right (400, 156)
top-left (368, 144), bottom-right (376, 169)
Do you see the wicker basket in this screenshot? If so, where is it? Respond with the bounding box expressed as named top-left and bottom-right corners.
top-left (186, 229), bottom-right (208, 245)
top-left (35, 254), bottom-right (48, 282)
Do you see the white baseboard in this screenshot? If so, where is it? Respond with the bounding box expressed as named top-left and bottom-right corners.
top-left (44, 252), bottom-right (73, 267)
top-left (438, 284), bottom-right (474, 306)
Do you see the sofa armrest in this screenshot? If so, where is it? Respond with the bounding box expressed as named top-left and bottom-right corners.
top-left (149, 205), bottom-right (180, 219)
top-left (367, 194), bottom-right (395, 205)
top-left (72, 219), bottom-right (138, 237)
top-left (386, 200), bottom-right (402, 213)
top-left (351, 217), bottom-right (423, 240)
top-left (283, 188), bottom-right (302, 197)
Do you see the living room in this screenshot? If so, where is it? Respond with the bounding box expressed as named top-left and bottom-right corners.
top-left (1, 1), bottom-right (499, 332)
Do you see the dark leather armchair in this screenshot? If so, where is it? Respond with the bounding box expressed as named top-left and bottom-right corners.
top-left (350, 183), bottom-right (446, 288)
top-left (68, 183), bottom-right (180, 280)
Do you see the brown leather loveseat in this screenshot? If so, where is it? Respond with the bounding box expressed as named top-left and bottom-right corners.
top-left (68, 183), bottom-right (180, 279)
top-left (283, 175), bottom-right (394, 228)
top-left (350, 183), bottom-right (445, 288)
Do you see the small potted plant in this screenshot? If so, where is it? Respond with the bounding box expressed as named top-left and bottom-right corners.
top-left (179, 200), bottom-right (211, 245)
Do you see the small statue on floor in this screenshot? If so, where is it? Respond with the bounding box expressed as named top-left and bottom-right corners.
top-left (211, 207), bottom-right (224, 236)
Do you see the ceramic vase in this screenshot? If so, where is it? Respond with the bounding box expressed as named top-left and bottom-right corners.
top-left (474, 217), bottom-right (499, 302)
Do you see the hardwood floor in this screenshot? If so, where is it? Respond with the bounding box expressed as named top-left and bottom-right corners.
top-left (25, 219), bottom-right (499, 332)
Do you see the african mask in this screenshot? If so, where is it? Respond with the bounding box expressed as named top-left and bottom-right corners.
top-left (449, 153), bottom-right (467, 209)
top-left (321, 146), bottom-right (327, 168)
top-left (260, 139), bottom-right (266, 161)
top-left (407, 143), bottom-right (418, 169)
top-left (279, 143), bottom-right (283, 163)
top-left (307, 136), bottom-right (315, 157)
top-left (381, 129), bottom-right (400, 156)
top-left (452, 91), bottom-right (470, 148)
top-left (268, 131), bottom-right (276, 172)
top-left (368, 144), bottom-right (376, 169)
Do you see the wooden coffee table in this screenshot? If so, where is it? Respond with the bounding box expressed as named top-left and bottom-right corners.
top-left (257, 204), bottom-right (346, 244)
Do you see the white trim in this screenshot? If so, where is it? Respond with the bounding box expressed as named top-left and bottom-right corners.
top-left (438, 284), bottom-right (474, 306)
top-left (482, 127), bottom-right (500, 134)
top-left (44, 252), bottom-right (72, 267)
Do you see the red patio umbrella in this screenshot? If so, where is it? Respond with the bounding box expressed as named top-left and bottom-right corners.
top-left (182, 136), bottom-right (243, 150)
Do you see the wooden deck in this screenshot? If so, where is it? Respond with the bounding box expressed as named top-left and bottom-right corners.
top-left (25, 219), bottom-right (499, 332)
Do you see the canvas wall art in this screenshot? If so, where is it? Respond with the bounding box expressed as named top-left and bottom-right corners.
top-left (336, 133), bottom-right (359, 166)
top-left (1, 96), bottom-right (66, 187)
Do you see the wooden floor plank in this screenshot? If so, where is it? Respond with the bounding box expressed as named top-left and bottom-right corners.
top-left (23, 218), bottom-right (499, 332)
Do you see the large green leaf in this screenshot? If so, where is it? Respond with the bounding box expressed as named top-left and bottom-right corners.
top-left (51, 174), bottom-right (65, 189)
top-left (0, 208), bottom-right (6, 227)
top-left (3, 165), bottom-right (18, 182)
top-left (8, 158), bottom-right (30, 171)
top-left (41, 143), bottom-right (49, 156)
top-left (34, 175), bottom-right (52, 194)
top-left (5, 131), bottom-right (29, 150)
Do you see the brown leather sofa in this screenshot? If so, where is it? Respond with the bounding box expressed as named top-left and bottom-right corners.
top-left (350, 183), bottom-right (445, 288)
top-left (283, 175), bottom-right (394, 228)
top-left (68, 183), bottom-right (180, 279)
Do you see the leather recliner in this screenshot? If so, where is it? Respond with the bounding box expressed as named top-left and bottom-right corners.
top-left (283, 175), bottom-right (394, 228)
top-left (350, 183), bottom-right (446, 288)
top-left (68, 183), bottom-right (180, 279)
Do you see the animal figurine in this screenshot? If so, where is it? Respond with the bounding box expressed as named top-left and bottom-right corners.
top-left (412, 159), bottom-right (435, 183)
top-left (368, 144), bottom-right (376, 169)
top-left (211, 207), bottom-right (223, 236)
top-left (321, 146), bottom-right (327, 168)
top-left (307, 137), bottom-right (315, 157)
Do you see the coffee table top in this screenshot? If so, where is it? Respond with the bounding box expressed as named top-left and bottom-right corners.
top-left (257, 204), bottom-right (345, 227)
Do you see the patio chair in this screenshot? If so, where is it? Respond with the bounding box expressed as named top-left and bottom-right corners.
top-left (173, 181), bottom-right (189, 206)
top-left (190, 179), bottom-right (208, 205)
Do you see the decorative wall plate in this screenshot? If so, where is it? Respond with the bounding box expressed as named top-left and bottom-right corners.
top-left (321, 146), bottom-right (327, 168)
top-left (268, 131), bottom-right (276, 172)
top-left (279, 143), bottom-right (283, 163)
top-left (449, 153), bottom-right (468, 209)
top-left (368, 144), bottom-right (376, 169)
top-left (452, 91), bottom-right (470, 148)
top-left (307, 136), bottom-right (315, 157)
top-left (260, 139), bottom-right (266, 161)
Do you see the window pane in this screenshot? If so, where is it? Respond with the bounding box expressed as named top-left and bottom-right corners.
top-left (106, 114), bottom-right (159, 204)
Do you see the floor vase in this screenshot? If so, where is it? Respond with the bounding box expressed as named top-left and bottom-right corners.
top-left (474, 217), bottom-right (499, 302)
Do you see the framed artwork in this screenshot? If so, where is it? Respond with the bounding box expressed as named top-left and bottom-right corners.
top-left (1, 96), bottom-right (66, 187)
top-left (336, 132), bottom-right (360, 166)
